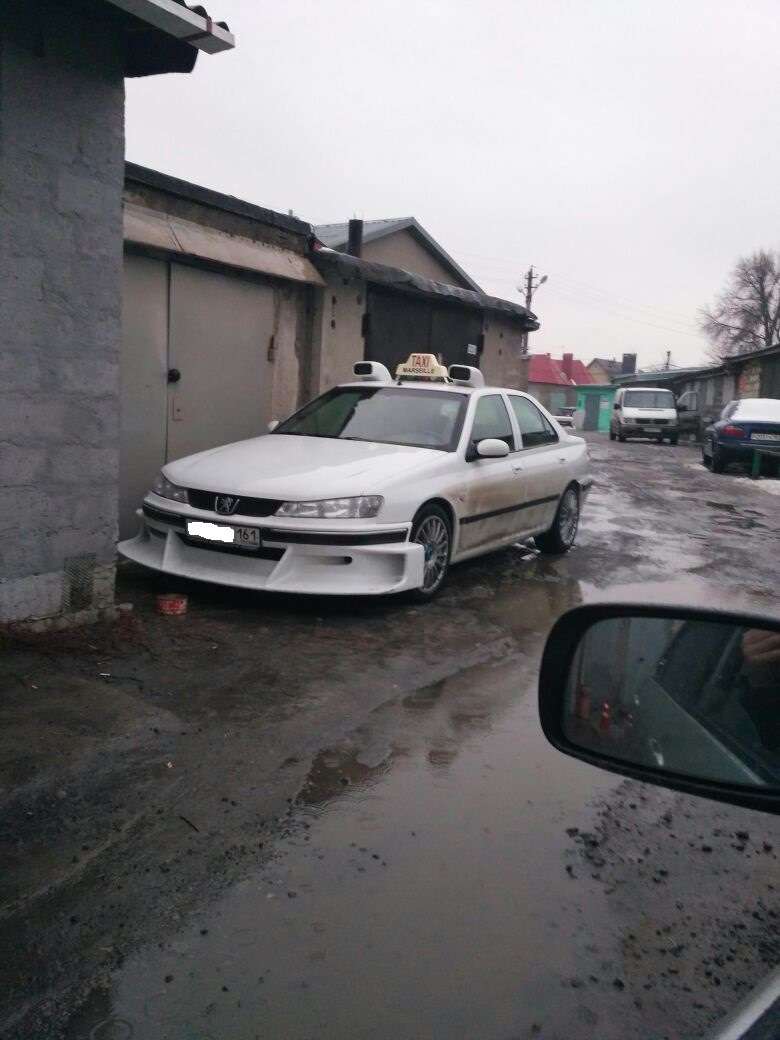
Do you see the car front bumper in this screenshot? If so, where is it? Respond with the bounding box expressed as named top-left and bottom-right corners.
top-left (117, 507), bottom-right (424, 596)
top-left (620, 424), bottom-right (678, 438)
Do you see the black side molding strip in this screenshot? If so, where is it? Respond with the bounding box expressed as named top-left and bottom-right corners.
top-left (460, 494), bottom-right (559, 526)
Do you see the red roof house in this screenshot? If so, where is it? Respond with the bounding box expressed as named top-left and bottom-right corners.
top-left (527, 353), bottom-right (595, 409)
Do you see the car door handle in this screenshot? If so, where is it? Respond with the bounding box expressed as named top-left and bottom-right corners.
top-left (557, 455), bottom-right (567, 464)
top-left (512, 463), bottom-right (524, 474)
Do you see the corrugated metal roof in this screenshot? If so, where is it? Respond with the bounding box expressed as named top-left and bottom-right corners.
top-left (528, 356), bottom-right (595, 386)
top-left (528, 356), bottom-right (572, 386)
top-left (314, 217), bottom-right (483, 293)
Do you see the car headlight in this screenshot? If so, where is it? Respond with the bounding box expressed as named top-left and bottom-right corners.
top-left (151, 473), bottom-right (189, 504)
top-left (275, 496), bottom-right (383, 519)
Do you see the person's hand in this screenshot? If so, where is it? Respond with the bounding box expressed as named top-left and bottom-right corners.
top-left (742, 629), bottom-right (780, 688)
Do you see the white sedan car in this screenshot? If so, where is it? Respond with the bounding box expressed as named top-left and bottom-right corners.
top-left (119, 355), bottom-right (591, 600)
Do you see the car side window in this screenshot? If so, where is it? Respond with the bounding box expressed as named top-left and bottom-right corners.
top-left (509, 396), bottom-right (559, 448)
top-left (470, 395), bottom-right (515, 451)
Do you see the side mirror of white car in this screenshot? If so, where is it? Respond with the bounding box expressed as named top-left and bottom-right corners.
top-left (475, 438), bottom-right (510, 459)
top-left (267, 420), bottom-right (280, 432)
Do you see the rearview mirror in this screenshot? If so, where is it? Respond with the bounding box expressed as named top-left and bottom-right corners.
top-left (475, 438), bottom-right (510, 459)
top-left (539, 605), bottom-right (780, 814)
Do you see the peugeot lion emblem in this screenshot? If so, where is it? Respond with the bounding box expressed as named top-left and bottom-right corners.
top-left (215, 495), bottom-right (239, 515)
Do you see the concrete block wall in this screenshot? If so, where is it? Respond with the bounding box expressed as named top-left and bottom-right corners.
top-left (0, 4), bottom-right (125, 623)
top-left (481, 318), bottom-right (529, 391)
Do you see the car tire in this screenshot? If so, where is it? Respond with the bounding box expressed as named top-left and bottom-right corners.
top-left (669, 434), bottom-right (678, 445)
top-left (535, 485), bottom-right (580, 555)
top-left (618, 432), bottom-right (626, 442)
top-left (711, 445), bottom-right (726, 474)
top-left (609, 428), bottom-right (616, 441)
top-left (407, 504), bottom-right (452, 602)
top-left (702, 445), bottom-right (711, 469)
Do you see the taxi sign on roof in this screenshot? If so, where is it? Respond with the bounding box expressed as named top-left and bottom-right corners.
top-left (395, 353), bottom-right (451, 383)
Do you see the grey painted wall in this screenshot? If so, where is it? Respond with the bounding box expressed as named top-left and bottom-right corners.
top-left (0, 3), bottom-right (125, 623)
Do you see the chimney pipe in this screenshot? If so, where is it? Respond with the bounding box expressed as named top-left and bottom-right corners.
top-left (562, 353), bottom-right (573, 380)
top-left (347, 219), bottom-right (363, 258)
top-left (621, 352), bottom-right (637, 375)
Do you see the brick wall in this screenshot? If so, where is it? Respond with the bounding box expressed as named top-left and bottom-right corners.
top-left (0, 4), bottom-right (125, 623)
top-left (738, 359), bottom-right (762, 399)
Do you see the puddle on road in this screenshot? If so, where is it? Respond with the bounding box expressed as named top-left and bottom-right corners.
top-left (67, 657), bottom-right (627, 1040)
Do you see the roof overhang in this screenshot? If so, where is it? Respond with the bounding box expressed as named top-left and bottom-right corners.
top-left (311, 249), bottom-right (538, 330)
top-left (124, 203), bottom-right (324, 286)
top-left (105, 0), bottom-right (234, 52)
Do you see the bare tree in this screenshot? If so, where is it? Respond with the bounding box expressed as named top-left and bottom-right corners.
top-left (700, 250), bottom-right (780, 362)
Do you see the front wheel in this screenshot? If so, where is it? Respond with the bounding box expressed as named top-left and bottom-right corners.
top-left (407, 504), bottom-right (452, 602)
top-left (535, 486), bottom-right (580, 555)
top-left (609, 427), bottom-right (616, 441)
top-left (669, 434), bottom-right (678, 445)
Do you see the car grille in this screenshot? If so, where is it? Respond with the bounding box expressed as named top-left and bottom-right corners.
top-left (187, 489), bottom-right (283, 517)
top-left (646, 419), bottom-right (669, 425)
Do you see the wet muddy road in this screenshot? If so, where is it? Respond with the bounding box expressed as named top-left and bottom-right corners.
top-left (3, 435), bottom-right (780, 1039)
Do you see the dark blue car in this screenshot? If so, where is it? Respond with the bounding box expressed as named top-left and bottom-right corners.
top-left (702, 398), bottom-right (780, 473)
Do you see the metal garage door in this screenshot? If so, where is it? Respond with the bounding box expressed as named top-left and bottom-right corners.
top-left (120, 254), bottom-right (169, 539)
top-left (119, 259), bottom-right (276, 538)
top-left (166, 263), bottom-right (275, 462)
top-left (364, 288), bottom-right (483, 374)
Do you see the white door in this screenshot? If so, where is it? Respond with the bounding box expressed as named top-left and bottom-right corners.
top-left (506, 395), bottom-right (569, 533)
top-left (166, 263), bottom-right (276, 463)
top-left (458, 394), bottom-right (526, 552)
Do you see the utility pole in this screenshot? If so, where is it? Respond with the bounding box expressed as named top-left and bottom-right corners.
top-left (519, 265), bottom-right (547, 356)
top-left (664, 350), bottom-right (671, 370)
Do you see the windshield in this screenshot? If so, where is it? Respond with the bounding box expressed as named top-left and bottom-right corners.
top-left (273, 386), bottom-right (468, 451)
top-left (624, 390), bottom-right (675, 409)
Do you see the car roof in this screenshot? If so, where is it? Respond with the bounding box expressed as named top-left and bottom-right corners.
top-left (731, 398), bottom-right (780, 420)
top-left (622, 386), bottom-right (674, 393)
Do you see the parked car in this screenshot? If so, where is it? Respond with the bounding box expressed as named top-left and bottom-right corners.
top-left (702, 398), bottom-right (780, 474)
top-left (119, 354), bottom-right (591, 601)
top-left (552, 405), bottom-right (577, 430)
top-left (538, 601), bottom-right (780, 1039)
top-left (609, 386), bottom-right (680, 444)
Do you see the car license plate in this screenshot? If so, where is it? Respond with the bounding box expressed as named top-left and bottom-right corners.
top-left (187, 521), bottom-right (261, 547)
top-left (750, 432), bottom-right (780, 441)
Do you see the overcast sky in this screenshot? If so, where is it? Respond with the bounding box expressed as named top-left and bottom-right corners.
top-left (126, 0), bottom-right (780, 370)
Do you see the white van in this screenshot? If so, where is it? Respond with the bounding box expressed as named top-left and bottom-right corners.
top-left (609, 386), bottom-right (679, 444)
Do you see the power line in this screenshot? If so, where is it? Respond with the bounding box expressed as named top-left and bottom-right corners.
top-left (455, 247), bottom-right (699, 326)
top-left (542, 284), bottom-right (705, 340)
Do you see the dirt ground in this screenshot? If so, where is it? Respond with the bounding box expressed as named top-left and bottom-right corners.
top-left (2, 433), bottom-right (780, 1040)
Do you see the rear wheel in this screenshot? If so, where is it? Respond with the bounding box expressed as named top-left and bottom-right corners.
top-left (711, 444), bottom-right (726, 473)
top-left (535, 485), bottom-right (580, 555)
top-left (407, 504), bottom-right (452, 602)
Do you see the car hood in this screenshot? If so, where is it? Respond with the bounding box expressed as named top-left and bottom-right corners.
top-left (164, 434), bottom-right (443, 499)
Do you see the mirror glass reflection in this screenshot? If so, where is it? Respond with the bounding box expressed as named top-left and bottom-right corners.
top-left (564, 618), bottom-right (780, 787)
